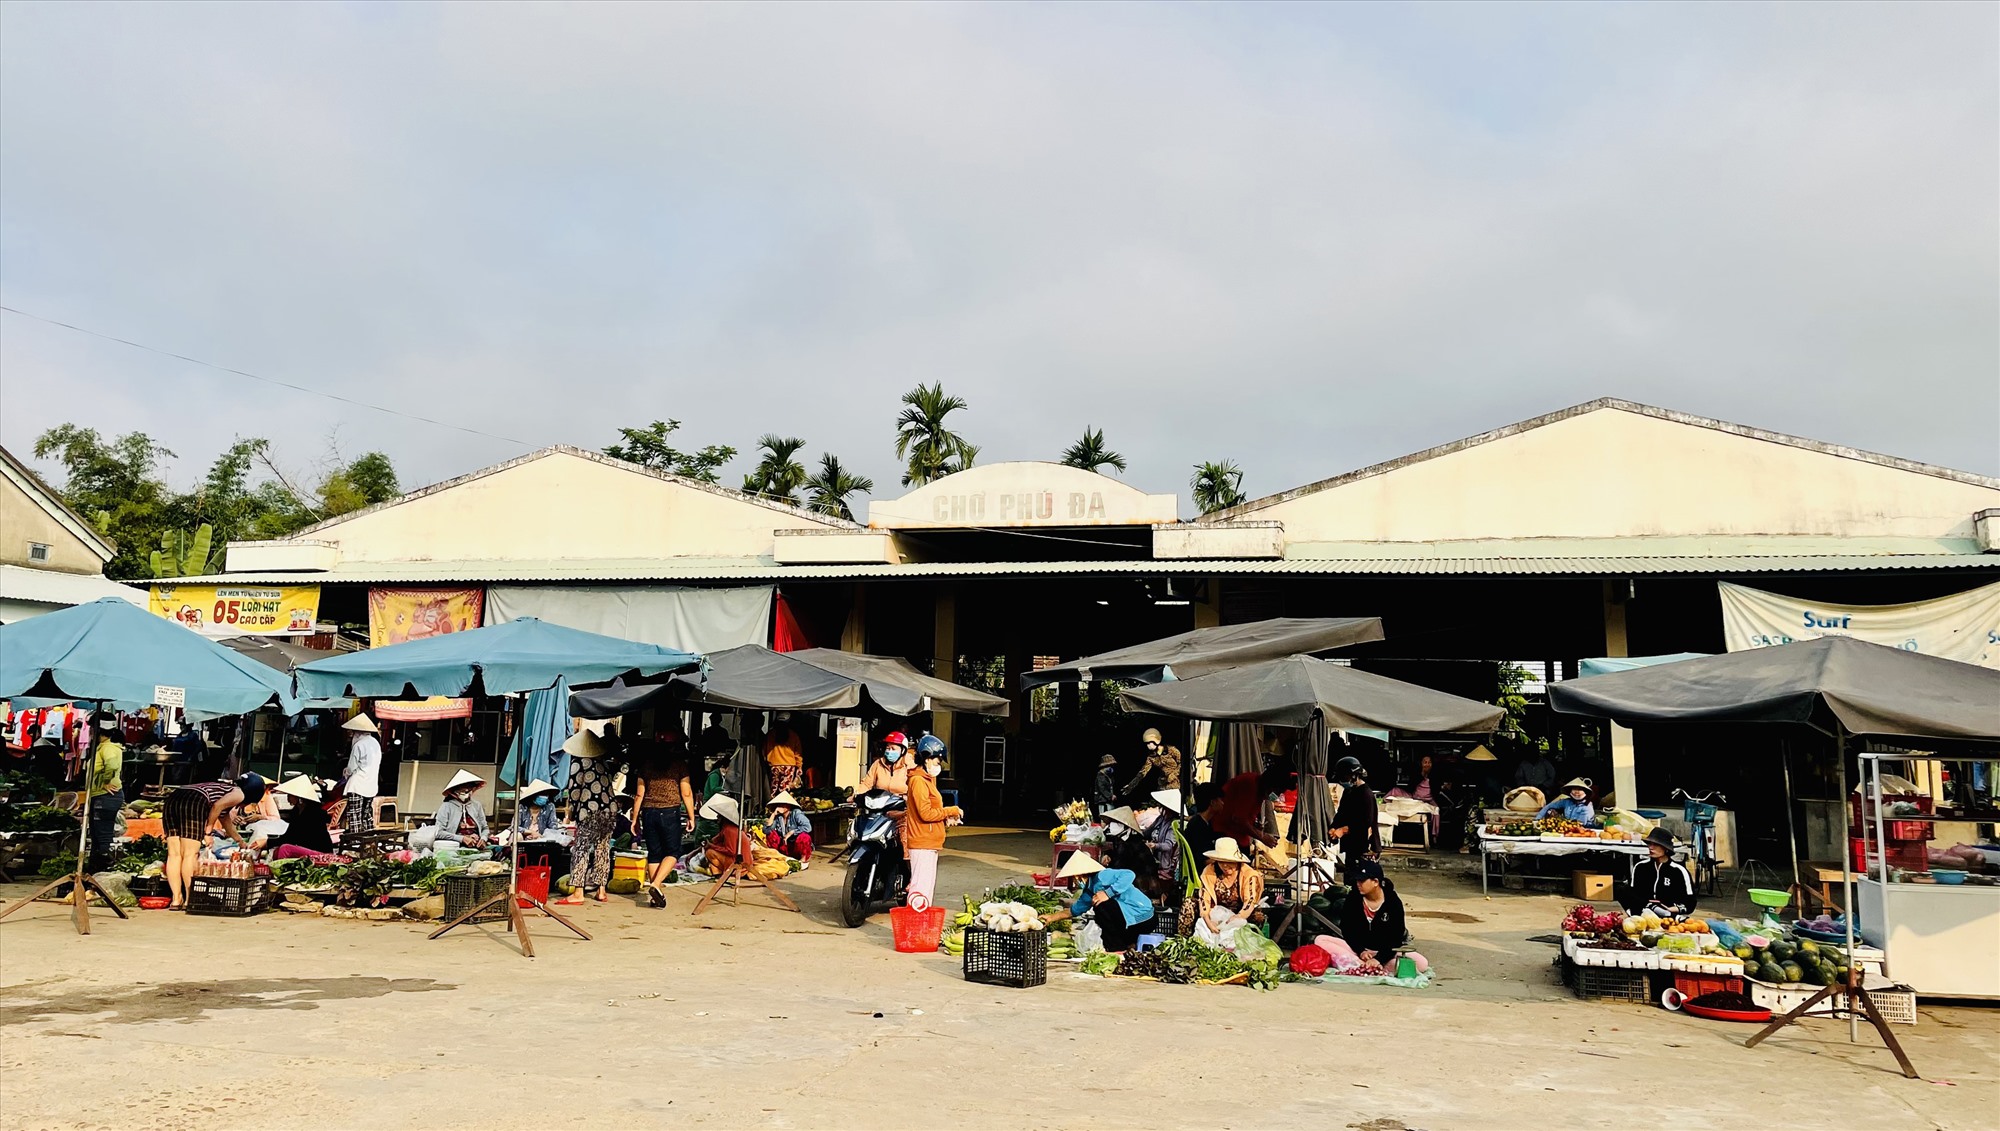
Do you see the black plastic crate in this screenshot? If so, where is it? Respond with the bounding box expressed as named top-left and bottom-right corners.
top-left (1570, 963), bottom-right (1653, 1003)
top-left (186, 875), bottom-right (271, 917)
top-left (962, 926), bottom-right (1048, 988)
top-left (443, 872), bottom-right (510, 924)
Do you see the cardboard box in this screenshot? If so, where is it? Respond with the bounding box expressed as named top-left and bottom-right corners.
top-left (1572, 871), bottom-right (1615, 901)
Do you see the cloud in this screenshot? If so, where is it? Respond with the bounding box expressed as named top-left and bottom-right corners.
top-left (2, 1), bottom-right (1993, 516)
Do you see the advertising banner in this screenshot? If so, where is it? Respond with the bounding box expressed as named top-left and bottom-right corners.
top-left (1718, 580), bottom-right (2000, 669)
top-left (150, 583), bottom-right (320, 636)
top-left (368, 587), bottom-right (485, 649)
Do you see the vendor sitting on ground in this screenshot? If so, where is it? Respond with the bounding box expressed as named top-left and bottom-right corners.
top-left (269, 775), bottom-right (336, 857)
top-left (428, 770), bottom-right (491, 848)
top-left (1177, 836), bottom-right (1266, 935)
top-left (1338, 859), bottom-right (1408, 968)
top-left (1536, 777), bottom-right (1597, 824)
top-left (1618, 828), bottom-right (1697, 917)
top-left (700, 795), bottom-right (759, 875)
top-left (763, 792), bottom-right (813, 861)
top-left (1042, 853), bottom-right (1159, 953)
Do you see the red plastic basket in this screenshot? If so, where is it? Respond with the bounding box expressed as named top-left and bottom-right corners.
top-left (891, 905), bottom-right (947, 952)
top-left (517, 864), bottom-right (551, 907)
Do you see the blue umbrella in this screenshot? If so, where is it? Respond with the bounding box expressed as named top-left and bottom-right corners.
top-left (294, 617), bottom-right (699, 699)
top-left (0, 597), bottom-right (299, 716)
top-left (498, 677), bottom-right (575, 793)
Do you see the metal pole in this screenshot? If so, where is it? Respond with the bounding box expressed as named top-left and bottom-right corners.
top-left (1839, 731), bottom-right (1856, 1043)
top-left (1780, 738), bottom-right (1802, 904)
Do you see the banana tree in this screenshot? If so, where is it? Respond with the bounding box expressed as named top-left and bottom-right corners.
top-left (151, 524), bottom-right (225, 578)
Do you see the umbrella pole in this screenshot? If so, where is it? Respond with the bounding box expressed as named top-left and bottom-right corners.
top-left (1779, 739), bottom-right (1803, 914)
top-left (0, 708), bottom-right (129, 933)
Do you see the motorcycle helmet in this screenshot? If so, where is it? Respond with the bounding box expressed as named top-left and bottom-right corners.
top-left (882, 731), bottom-right (911, 760)
top-left (915, 734), bottom-right (947, 761)
top-left (1333, 755), bottom-right (1364, 782)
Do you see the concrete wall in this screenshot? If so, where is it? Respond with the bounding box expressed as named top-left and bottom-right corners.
top-left (300, 449), bottom-right (844, 564)
top-left (1242, 407), bottom-right (2000, 543)
top-left (0, 472), bottom-right (105, 574)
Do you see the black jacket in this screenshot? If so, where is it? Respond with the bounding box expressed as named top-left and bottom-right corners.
top-left (1331, 783), bottom-right (1380, 861)
top-left (1338, 883), bottom-right (1407, 958)
top-left (1093, 766), bottom-right (1120, 812)
top-left (1619, 857), bottom-right (1697, 915)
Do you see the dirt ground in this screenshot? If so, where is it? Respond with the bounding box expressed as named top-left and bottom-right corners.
top-left (1, 829), bottom-right (1994, 1131)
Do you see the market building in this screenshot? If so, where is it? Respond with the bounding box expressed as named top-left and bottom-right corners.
top-left (0, 444), bottom-right (146, 623)
top-left (157, 398), bottom-right (2000, 840)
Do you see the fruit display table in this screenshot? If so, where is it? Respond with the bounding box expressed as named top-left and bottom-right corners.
top-left (1477, 832), bottom-right (1647, 896)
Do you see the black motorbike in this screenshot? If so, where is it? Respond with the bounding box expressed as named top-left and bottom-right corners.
top-left (837, 790), bottom-right (908, 928)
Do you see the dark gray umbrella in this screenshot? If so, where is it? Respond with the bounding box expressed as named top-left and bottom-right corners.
top-left (1118, 655), bottom-right (1506, 733)
top-left (786, 648), bottom-right (1009, 717)
top-left (1020, 616), bottom-right (1384, 688)
top-left (569, 645), bottom-right (1009, 719)
top-left (569, 644), bottom-right (862, 718)
top-left (1120, 656), bottom-right (1503, 859)
top-left (1547, 636), bottom-right (2000, 742)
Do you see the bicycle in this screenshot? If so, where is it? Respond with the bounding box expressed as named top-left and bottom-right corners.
top-left (1670, 788), bottom-right (1726, 896)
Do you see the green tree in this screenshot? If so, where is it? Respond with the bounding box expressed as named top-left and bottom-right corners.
top-left (741, 435), bottom-right (810, 504)
top-left (1059, 426), bottom-right (1126, 475)
top-left (894, 382), bottom-right (978, 487)
top-left (32, 425), bottom-right (176, 579)
top-left (151, 524), bottom-right (225, 578)
top-left (604, 419), bottom-right (736, 482)
top-left (805, 453), bottom-right (875, 520)
top-left (1190, 460), bottom-right (1246, 514)
top-left (318, 451), bottom-right (400, 517)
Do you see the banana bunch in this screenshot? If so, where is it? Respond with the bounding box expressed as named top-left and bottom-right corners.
top-left (942, 924), bottom-right (966, 956)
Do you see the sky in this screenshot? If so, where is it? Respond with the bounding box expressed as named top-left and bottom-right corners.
top-left (2, 2), bottom-right (1995, 519)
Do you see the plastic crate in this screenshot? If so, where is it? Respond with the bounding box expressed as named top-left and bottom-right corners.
top-left (1746, 978), bottom-right (1917, 1025)
top-left (1571, 962), bottom-right (1653, 1003)
top-left (443, 872), bottom-right (510, 924)
top-left (185, 875), bottom-right (271, 917)
top-left (962, 925), bottom-right (1048, 988)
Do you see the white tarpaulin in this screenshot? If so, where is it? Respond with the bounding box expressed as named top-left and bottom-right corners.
top-left (484, 585), bottom-right (772, 654)
top-left (1717, 580), bottom-right (2000, 669)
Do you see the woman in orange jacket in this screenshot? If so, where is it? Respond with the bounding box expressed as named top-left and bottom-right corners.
top-left (902, 735), bottom-right (962, 907)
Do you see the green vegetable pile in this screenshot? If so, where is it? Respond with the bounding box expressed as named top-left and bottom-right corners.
top-left (109, 835), bottom-right (168, 874)
top-left (37, 849), bottom-right (78, 879)
top-left (1081, 952), bottom-right (1120, 976)
top-left (1091, 936), bottom-right (1283, 991)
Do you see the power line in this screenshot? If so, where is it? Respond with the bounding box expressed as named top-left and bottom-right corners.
top-left (0, 304), bottom-right (536, 448)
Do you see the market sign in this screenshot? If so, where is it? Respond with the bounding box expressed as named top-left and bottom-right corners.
top-left (149, 583), bottom-right (321, 637)
top-left (367, 586), bottom-right (484, 648)
top-left (867, 461), bottom-right (1178, 529)
top-left (1718, 580), bottom-right (2000, 669)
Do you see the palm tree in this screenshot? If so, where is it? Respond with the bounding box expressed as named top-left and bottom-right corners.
top-left (1058, 426), bottom-right (1127, 475)
top-left (805, 453), bottom-right (875, 521)
top-left (1190, 460), bottom-right (1246, 514)
top-left (742, 435), bottom-right (809, 504)
top-left (894, 383), bottom-right (978, 487)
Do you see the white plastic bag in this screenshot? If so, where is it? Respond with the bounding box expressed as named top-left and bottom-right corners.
top-left (1073, 919), bottom-right (1106, 955)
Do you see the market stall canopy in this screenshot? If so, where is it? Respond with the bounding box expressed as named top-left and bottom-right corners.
top-left (1117, 654), bottom-right (1504, 734)
top-left (1020, 616), bottom-right (1385, 689)
top-left (570, 644), bottom-right (863, 718)
top-left (1577, 653), bottom-right (1710, 678)
top-left (786, 649), bottom-right (1010, 717)
top-left (294, 617), bottom-right (700, 699)
top-left (0, 596), bottom-right (300, 716)
top-left (1549, 637), bottom-right (2000, 743)
top-left (220, 635), bottom-right (336, 671)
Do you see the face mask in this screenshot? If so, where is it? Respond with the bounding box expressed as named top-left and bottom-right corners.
top-left (884, 749), bottom-right (904, 763)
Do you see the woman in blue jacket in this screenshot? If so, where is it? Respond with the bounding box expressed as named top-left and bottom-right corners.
top-left (1537, 777), bottom-right (1598, 825)
top-left (1041, 853), bottom-right (1159, 952)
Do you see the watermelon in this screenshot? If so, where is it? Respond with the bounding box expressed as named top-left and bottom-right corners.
top-left (1759, 960), bottom-right (1786, 984)
top-left (1769, 940), bottom-right (1796, 962)
top-left (1781, 962), bottom-right (1805, 984)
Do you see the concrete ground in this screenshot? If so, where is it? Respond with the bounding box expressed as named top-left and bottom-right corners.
top-left (1, 829), bottom-right (1993, 1131)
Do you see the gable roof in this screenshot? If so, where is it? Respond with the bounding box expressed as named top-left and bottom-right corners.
top-left (1203, 398), bottom-right (2000, 522)
top-left (290, 445), bottom-right (860, 538)
top-left (0, 445), bottom-right (117, 561)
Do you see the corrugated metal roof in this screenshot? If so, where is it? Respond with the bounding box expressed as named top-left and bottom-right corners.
top-left (0, 564), bottom-right (148, 606)
top-left (156, 552), bottom-right (1996, 585)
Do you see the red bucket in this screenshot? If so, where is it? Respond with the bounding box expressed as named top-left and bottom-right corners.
top-left (517, 864), bottom-right (551, 907)
top-left (890, 905), bottom-right (947, 952)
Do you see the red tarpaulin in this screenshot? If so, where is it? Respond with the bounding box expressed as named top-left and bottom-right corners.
top-left (771, 593), bottom-right (809, 653)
